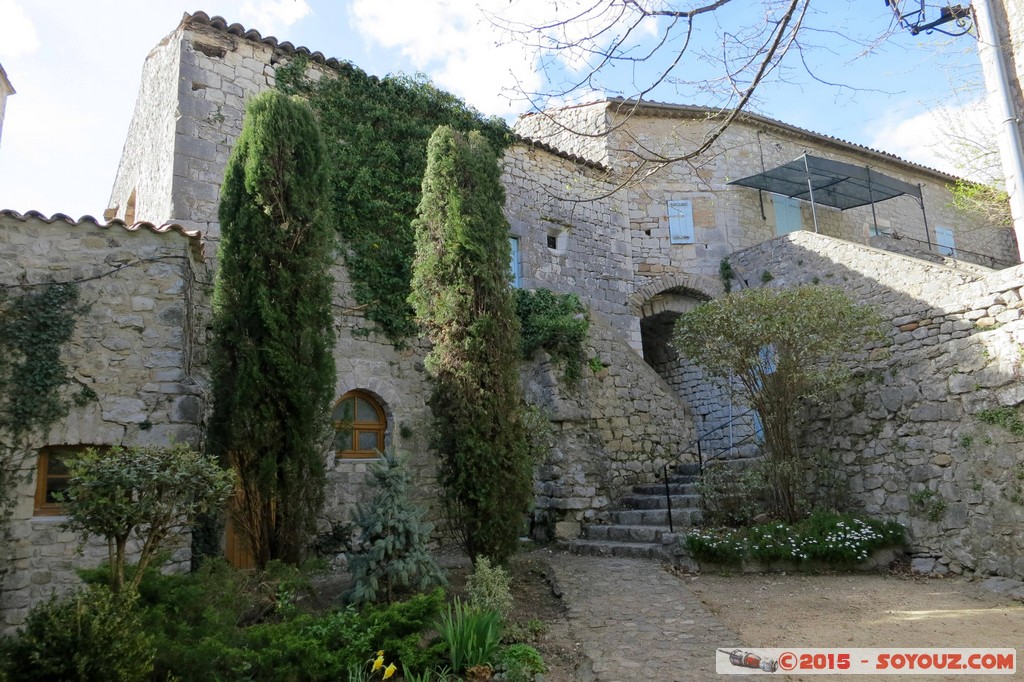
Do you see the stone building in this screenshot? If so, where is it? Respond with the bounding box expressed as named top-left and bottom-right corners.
top-left (2, 11), bottom-right (1023, 628)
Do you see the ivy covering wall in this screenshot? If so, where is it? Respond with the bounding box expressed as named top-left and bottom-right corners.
top-left (276, 59), bottom-right (511, 343)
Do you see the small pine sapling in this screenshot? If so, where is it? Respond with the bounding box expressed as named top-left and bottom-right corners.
top-left (347, 451), bottom-right (446, 603)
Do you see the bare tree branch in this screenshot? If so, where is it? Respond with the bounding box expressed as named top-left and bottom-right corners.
top-left (487, 0), bottom-right (901, 202)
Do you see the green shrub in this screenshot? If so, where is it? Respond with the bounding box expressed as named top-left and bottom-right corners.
top-left (497, 644), bottom-right (546, 682)
top-left (127, 561), bottom-right (444, 681)
top-left (683, 528), bottom-right (747, 564)
top-left (514, 288), bottom-right (590, 385)
top-left (0, 585), bottom-right (154, 682)
top-left (59, 443), bottom-right (234, 593)
top-left (410, 126), bottom-right (531, 563)
top-left (122, 559), bottom-right (324, 680)
top-left (355, 588), bottom-right (448, 674)
top-left (466, 556), bottom-right (513, 622)
top-left (437, 598), bottom-right (502, 675)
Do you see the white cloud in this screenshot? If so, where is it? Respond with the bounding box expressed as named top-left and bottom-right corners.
top-left (868, 99), bottom-right (999, 181)
top-left (350, 0), bottom-right (543, 116)
top-left (239, 0), bottom-right (312, 34)
top-left (0, 0), bottom-right (40, 59)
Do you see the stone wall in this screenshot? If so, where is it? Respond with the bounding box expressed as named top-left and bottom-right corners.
top-left (514, 103), bottom-right (612, 168)
top-left (731, 231), bottom-right (1024, 580)
top-left (516, 101), bottom-right (1018, 273)
top-left (523, 316), bottom-right (698, 539)
top-left (107, 33), bottom-right (182, 224)
top-left (0, 212), bottom-right (205, 630)
top-left (608, 111), bottom-right (1016, 277)
top-left (108, 15), bottom-right (335, 238)
top-left (503, 143), bottom-right (639, 348)
top-left (322, 262), bottom-right (435, 527)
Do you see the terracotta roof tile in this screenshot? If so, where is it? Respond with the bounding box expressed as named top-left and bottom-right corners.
top-left (0, 209), bottom-right (202, 240)
top-left (520, 98), bottom-right (960, 182)
top-left (182, 11), bottom-right (348, 69)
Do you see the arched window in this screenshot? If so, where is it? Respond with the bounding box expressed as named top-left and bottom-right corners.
top-left (332, 391), bottom-right (386, 458)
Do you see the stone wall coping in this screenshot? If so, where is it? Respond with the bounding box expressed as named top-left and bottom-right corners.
top-left (604, 98), bottom-right (962, 183)
top-left (182, 11), bottom-right (347, 68)
top-left (0, 209), bottom-right (204, 262)
top-left (736, 231), bottom-right (988, 281)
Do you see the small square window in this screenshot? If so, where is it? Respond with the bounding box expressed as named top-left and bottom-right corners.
top-left (546, 235), bottom-right (558, 249)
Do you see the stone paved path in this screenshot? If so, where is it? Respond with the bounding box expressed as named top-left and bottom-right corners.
top-left (547, 554), bottom-right (740, 681)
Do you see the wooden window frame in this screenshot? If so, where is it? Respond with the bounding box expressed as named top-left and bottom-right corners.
top-left (333, 391), bottom-right (386, 459)
top-left (34, 445), bottom-right (106, 516)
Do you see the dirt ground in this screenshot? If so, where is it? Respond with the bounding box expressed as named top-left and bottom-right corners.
top-left (391, 548), bottom-right (1024, 681)
top-left (445, 546), bottom-right (584, 682)
top-left (499, 551), bottom-right (1024, 681)
top-left (684, 566), bottom-right (1024, 680)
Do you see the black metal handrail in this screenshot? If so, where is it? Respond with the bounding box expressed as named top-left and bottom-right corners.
top-left (662, 408), bottom-right (759, 533)
top-left (874, 231), bottom-right (1019, 270)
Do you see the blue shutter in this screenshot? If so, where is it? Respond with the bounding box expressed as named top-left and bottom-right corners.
top-left (668, 200), bottom-right (694, 244)
top-left (509, 236), bottom-right (522, 287)
top-left (935, 227), bottom-right (956, 257)
top-left (774, 195), bottom-right (802, 235)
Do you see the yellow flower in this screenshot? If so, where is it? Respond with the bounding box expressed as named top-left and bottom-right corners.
top-left (372, 654), bottom-right (385, 672)
top-left (376, 650), bottom-right (384, 658)
top-left (383, 663), bottom-right (397, 679)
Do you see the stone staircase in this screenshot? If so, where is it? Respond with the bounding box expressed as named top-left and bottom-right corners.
top-left (567, 463), bottom-right (703, 560)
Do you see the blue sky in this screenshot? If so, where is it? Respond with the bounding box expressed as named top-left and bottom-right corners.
top-left (0, 0), bottom-right (988, 220)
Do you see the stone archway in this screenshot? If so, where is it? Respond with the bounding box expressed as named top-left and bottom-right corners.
top-left (630, 274), bottom-right (716, 374)
top-left (638, 287), bottom-right (707, 371)
top-left (632, 277), bottom-right (757, 461)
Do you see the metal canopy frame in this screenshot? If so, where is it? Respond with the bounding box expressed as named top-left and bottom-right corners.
top-left (729, 153), bottom-right (932, 247)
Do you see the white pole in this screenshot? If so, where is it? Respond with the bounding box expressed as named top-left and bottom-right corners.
top-left (974, 0), bottom-right (1024, 262)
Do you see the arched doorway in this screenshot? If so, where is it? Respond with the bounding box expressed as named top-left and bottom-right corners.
top-left (637, 286), bottom-right (759, 461)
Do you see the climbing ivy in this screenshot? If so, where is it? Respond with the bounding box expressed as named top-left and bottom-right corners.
top-left (275, 57), bottom-right (511, 344)
top-left (0, 283), bottom-right (91, 519)
top-left (513, 289), bottom-right (590, 386)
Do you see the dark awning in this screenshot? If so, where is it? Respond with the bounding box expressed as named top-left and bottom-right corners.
top-left (728, 154), bottom-right (923, 210)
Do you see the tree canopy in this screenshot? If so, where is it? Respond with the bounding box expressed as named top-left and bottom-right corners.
top-left (673, 284), bottom-right (883, 520)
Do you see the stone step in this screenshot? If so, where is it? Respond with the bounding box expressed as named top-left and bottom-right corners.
top-left (674, 462), bottom-right (701, 477)
top-left (632, 482), bottom-right (698, 496)
top-left (584, 524), bottom-right (673, 543)
top-left (565, 539), bottom-right (666, 560)
top-left (598, 507), bottom-right (702, 527)
top-left (665, 475), bottom-right (700, 486)
top-left (619, 493), bottom-right (700, 510)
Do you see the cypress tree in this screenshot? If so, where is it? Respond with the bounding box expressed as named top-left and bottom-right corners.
top-left (208, 90), bottom-right (335, 566)
top-left (409, 126), bottom-right (531, 563)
